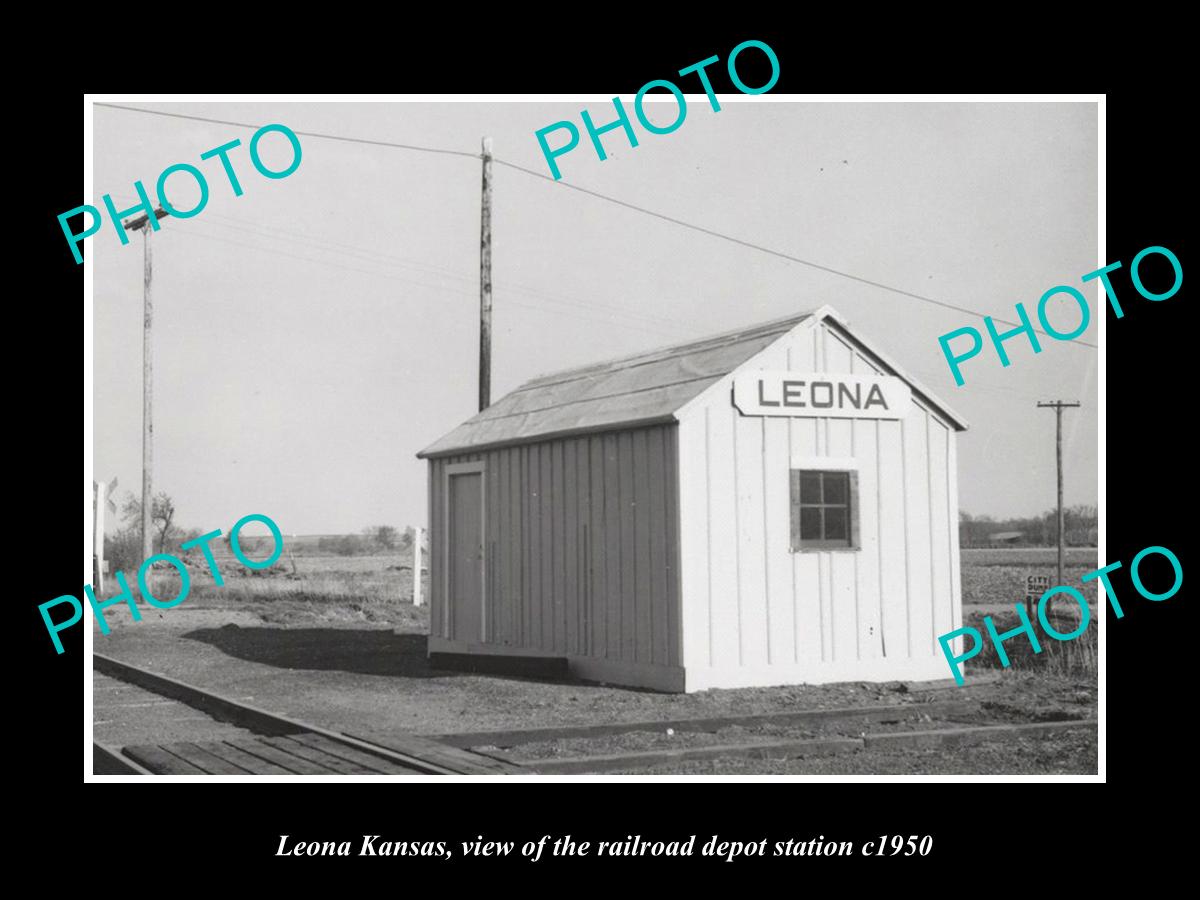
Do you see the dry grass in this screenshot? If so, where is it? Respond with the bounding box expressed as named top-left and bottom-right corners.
top-left (963, 608), bottom-right (1097, 678)
top-left (105, 548), bottom-right (425, 628)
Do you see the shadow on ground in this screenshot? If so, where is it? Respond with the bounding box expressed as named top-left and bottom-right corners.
top-left (181, 626), bottom-right (452, 678)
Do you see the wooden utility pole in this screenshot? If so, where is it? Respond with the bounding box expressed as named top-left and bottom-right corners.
top-left (124, 207), bottom-right (168, 564)
top-left (1037, 400), bottom-right (1081, 588)
top-left (478, 136), bottom-right (493, 412)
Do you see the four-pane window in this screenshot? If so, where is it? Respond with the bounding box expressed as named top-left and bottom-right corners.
top-left (791, 469), bottom-right (858, 550)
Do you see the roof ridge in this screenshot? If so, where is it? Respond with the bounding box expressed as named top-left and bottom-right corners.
top-left (516, 309), bottom-right (815, 391)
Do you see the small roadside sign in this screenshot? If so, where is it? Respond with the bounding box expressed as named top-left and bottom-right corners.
top-left (1025, 574), bottom-right (1052, 619)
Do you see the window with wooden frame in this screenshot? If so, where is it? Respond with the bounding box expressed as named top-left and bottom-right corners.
top-left (790, 469), bottom-right (860, 551)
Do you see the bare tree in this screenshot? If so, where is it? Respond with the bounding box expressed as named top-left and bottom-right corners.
top-left (121, 491), bottom-right (177, 554)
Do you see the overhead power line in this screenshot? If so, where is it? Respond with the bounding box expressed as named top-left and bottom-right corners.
top-left (93, 102), bottom-right (479, 159)
top-left (490, 157), bottom-right (1098, 350)
top-left (95, 102), bottom-right (1098, 350)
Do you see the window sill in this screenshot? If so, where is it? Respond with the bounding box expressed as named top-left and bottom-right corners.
top-left (790, 545), bottom-right (861, 553)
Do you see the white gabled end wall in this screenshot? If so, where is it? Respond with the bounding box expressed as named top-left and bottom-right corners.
top-left (675, 314), bottom-right (963, 690)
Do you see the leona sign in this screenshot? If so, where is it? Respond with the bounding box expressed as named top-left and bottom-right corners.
top-left (732, 373), bottom-right (912, 419)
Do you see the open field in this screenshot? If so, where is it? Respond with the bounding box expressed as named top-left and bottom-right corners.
top-left (960, 547), bottom-right (1098, 610)
top-left (92, 547), bottom-right (1097, 775)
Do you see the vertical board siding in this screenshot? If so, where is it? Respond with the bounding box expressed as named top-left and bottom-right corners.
top-left (824, 337), bottom-right (857, 662)
top-left (852, 414), bottom-right (883, 659)
top-left (664, 427), bottom-right (682, 667)
top-left (523, 447), bottom-right (532, 644)
top-left (588, 435), bottom-right (607, 658)
top-left (490, 449), bottom-right (502, 643)
top-left (676, 415), bottom-right (709, 669)
top-left (784, 335), bottom-right (821, 666)
top-left (617, 432), bottom-right (637, 661)
top-left (602, 434), bottom-right (622, 659)
top-left (674, 318), bottom-right (961, 679)
top-left (928, 418), bottom-right (953, 652)
top-left (706, 397), bottom-right (742, 670)
top-left (551, 442), bottom-right (565, 654)
top-left (520, 445), bottom-right (531, 646)
top-left (431, 424), bottom-right (682, 669)
top-left (647, 427), bottom-right (669, 666)
top-left (734, 407), bottom-right (768, 666)
top-left (763, 419), bottom-right (795, 666)
top-left (851, 351), bottom-right (884, 660)
top-left (538, 444), bottom-right (552, 650)
top-left (632, 430), bottom-right (653, 663)
top-left (563, 441), bottom-right (578, 656)
top-left (872, 418), bottom-right (905, 659)
top-left (902, 413), bottom-right (934, 656)
top-left (507, 447), bottom-right (520, 645)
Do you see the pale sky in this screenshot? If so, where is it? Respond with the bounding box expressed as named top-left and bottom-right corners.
top-left (90, 100), bottom-right (1098, 535)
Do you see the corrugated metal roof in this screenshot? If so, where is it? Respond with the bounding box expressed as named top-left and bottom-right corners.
top-left (417, 312), bottom-right (814, 458)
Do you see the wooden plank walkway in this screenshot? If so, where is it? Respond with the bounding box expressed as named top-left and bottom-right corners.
top-left (95, 653), bottom-right (521, 776)
top-left (120, 731), bottom-right (521, 776)
top-left (345, 729), bottom-right (522, 775)
top-left (94, 741), bottom-right (156, 775)
top-left (122, 735), bottom-right (432, 775)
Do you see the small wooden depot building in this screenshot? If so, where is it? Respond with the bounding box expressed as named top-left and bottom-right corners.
top-left (417, 306), bottom-right (968, 692)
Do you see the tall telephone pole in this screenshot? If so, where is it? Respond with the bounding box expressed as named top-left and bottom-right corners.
top-left (478, 136), bottom-right (493, 412)
top-left (1037, 400), bottom-right (1081, 589)
top-left (124, 206), bottom-right (168, 562)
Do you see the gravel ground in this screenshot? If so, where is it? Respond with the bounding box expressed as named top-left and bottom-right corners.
top-left (93, 596), bottom-right (1097, 774)
top-left (95, 606), bottom-right (1029, 735)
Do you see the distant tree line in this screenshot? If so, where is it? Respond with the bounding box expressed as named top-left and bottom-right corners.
top-left (960, 505), bottom-right (1097, 547)
top-left (316, 526), bottom-right (413, 556)
top-left (102, 490), bottom-right (419, 575)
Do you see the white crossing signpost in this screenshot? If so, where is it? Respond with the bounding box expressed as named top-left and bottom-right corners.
top-left (93, 476), bottom-right (117, 593)
top-left (412, 526), bottom-right (424, 607)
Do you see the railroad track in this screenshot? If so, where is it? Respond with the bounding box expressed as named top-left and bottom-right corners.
top-left (434, 689), bottom-right (1096, 774)
top-left (93, 654), bottom-right (1095, 775)
top-left (92, 653), bottom-right (519, 776)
